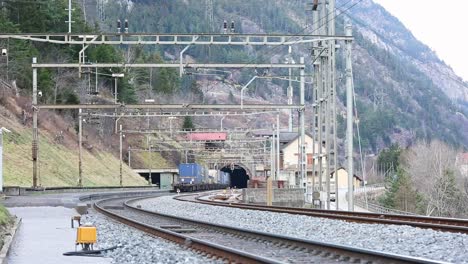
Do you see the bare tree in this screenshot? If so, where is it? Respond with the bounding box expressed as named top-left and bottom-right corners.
top-left (403, 140), bottom-right (463, 217)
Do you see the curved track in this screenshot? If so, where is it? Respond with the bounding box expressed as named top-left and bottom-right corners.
top-left (95, 195), bottom-right (446, 264)
top-left (175, 192), bottom-right (468, 234)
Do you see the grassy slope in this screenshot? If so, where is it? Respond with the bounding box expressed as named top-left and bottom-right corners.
top-left (0, 204), bottom-right (12, 249)
top-left (1, 106), bottom-right (147, 187)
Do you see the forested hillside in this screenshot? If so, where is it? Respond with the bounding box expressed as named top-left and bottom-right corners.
top-left (85, 0), bottom-right (468, 151)
top-left (1, 0), bottom-right (467, 159)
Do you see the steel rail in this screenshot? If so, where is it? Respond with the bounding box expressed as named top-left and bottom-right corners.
top-left (176, 194), bottom-right (468, 234)
top-left (94, 197), bottom-right (280, 264)
top-left (95, 196), bottom-right (447, 264)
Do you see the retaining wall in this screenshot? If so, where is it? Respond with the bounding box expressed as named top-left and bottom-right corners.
top-left (242, 188), bottom-right (305, 207)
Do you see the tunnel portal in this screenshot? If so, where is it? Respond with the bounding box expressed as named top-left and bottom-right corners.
top-left (220, 165), bottom-right (249, 188)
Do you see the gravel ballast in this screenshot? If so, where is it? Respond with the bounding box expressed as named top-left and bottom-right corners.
top-left (82, 213), bottom-right (220, 264)
top-left (136, 195), bottom-right (468, 264)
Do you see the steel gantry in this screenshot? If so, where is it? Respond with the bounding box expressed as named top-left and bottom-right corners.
top-left (0, 33), bottom-right (352, 45)
top-left (5, 2), bottom-right (354, 202)
top-left (309, 0), bottom-right (354, 211)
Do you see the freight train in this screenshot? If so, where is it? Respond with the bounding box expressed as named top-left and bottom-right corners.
top-left (173, 163), bottom-right (230, 192)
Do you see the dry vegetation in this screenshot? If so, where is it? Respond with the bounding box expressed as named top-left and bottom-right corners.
top-left (0, 92), bottom-right (147, 187)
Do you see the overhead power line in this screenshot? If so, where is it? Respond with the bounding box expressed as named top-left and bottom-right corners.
top-left (234, 0), bottom-right (364, 73)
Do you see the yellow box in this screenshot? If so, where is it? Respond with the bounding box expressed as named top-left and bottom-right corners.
top-left (76, 226), bottom-right (97, 244)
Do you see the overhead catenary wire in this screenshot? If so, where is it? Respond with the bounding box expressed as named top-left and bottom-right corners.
top-left (351, 68), bottom-right (368, 209)
top-left (233, 0), bottom-right (363, 73)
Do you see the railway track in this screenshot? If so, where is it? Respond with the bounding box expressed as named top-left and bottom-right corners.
top-left (174, 193), bottom-right (468, 234)
top-left (95, 196), bottom-right (446, 264)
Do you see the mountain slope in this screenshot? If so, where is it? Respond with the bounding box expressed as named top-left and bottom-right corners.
top-left (89, 0), bottom-right (467, 151)
top-left (0, 95), bottom-right (147, 187)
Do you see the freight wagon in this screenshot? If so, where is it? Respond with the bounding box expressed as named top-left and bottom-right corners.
top-left (178, 163), bottom-right (204, 184)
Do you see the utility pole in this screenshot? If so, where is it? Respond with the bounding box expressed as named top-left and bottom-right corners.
top-left (324, 0), bottom-right (337, 210)
top-left (311, 4), bottom-right (319, 200)
top-left (168, 117), bottom-right (177, 138)
top-left (128, 148), bottom-right (131, 168)
top-left (271, 127), bottom-right (276, 180)
top-left (299, 57), bottom-right (306, 194)
top-left (32, 57), bottom-right (38, 188)
top-left (220, 116), bottom-right (226, 130)
top-left (78, 108), bottom-right (83, 187)
top-left (205, 0), bottom-right (214, 32)
top-left (345, 23), bottom-right (354, 211)
top-left (329, 0), bottom-right (339, 211)
top-left (267, 135), bottom-right (273, 206)
top-left (66, 0), bottom-right (73, 33)
top-left (119, 124), bottom-right (123, 187)
top-left (311, 1), bottom-right (338, 209)
top-left (146, 134), bottom-right (152, 186)
top-left (114, 77), bottom-right (118, 104)
top-left (318, 1), bottom-right (330, 209)
top-left (276, 113), bottom-right (280, 180)
top-left (287, 46), bottom-right (294, 132)
top-left (112, 73), bottom-right (124, 104)
top-left (97, 0), bottom-right (105, 21)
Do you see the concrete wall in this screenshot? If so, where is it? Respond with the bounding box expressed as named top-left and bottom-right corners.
top-left (333, 168), bottom-right (362, 189)
top-left (160, 173), bottom-right (174, 190)
top-left (281, 136), bottom-right (315, 171)
top-left (242, 188), bottom-right (305, 207)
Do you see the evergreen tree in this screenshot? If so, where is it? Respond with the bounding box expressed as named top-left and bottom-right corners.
top-left (377, 144), bottom-right (401, 175)
top-left (182, 116), bottom-right (195, 131)
top-left (379, 169), bottom-right (422, 213)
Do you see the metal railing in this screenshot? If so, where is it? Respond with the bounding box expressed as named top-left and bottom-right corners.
top-left (354, 184), bottom-right (419, 216)
top-left (354, 199), bottom-right (419, 216)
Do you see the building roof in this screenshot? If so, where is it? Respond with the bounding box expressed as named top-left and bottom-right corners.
top-left (457, 153), bottom-right (468, 164)
top-left (331, 167), bottom-right (363, 181)
top-left (250, 130), bottom-right (299, 142)
top-left (250, 130), bottom-right (314, 149)
top-left (186, 132), bottom-right (227, 141)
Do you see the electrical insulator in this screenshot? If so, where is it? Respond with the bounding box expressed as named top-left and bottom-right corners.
top-left (117, 19), bottom-right (121, 33)
top-left (124, 19), bottom-right (129, 33)
top-left (230, 20), bottom-right (235, 33)
top-left (223, 20), bottom-right (227, 33)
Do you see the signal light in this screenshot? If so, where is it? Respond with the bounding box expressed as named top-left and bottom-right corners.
top-left (223, 20), bottom-right (227, 34)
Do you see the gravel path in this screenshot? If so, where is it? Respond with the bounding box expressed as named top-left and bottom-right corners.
top-left (82, 212), bottom-right (220, 264)
top-left (136, 195), bottom-right (468, 264)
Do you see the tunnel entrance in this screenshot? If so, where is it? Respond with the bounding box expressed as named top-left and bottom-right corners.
top-left (138, 172), bottom-right (160, 186)
top-left (221, 165), bottom-right (249, 188)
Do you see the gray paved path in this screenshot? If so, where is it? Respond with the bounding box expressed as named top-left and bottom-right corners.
top-left (7, 207), bottom-right (112, 264)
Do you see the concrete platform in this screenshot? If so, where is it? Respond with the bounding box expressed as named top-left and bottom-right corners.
top-left (7, 207), bottom-right (112, 264)
top-left (2, 189), bottom-right (168, 208)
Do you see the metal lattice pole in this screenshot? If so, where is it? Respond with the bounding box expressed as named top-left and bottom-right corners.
top-left (288, 46), bottom-right (294, 132)
top-left (206, 0), bottom-right (214, 32)
top-left (78, 108), bottom-right (83, 187)
top-left (32, 57), bottom-right (38, 188)
top-left (345, 23), bottom-right (354, 211)
top-left (276, 113), bottom-right (280, 180)
top-left (299, 57), bottom-right (306, 192)
top-left (119, 124), bottom-right (123, 187)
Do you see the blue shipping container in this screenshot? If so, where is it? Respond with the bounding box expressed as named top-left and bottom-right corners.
top-left (179, 163), bottom-right (203, 184)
